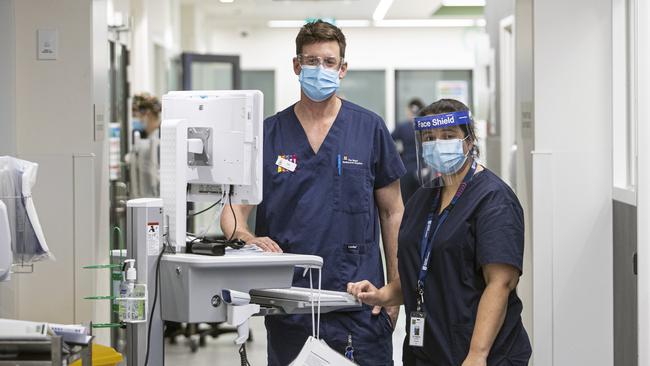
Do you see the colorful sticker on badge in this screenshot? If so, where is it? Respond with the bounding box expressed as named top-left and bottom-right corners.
top-left (276, 154), bottom-right (297, 173)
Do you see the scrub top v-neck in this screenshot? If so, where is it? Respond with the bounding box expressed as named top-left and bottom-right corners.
top-left (257, 99), bottom-right (405, 366)
top-left (256, 99), bottom-right (406, 291)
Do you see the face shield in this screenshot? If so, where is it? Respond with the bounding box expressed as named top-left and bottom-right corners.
top-left (414, 110), bottom-right (475, 188)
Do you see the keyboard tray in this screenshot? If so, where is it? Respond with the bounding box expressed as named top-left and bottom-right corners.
top-left (250, 287), bottom-right (362, 315)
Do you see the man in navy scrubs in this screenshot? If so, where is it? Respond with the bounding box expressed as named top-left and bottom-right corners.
top-left (220, 20), bottom-right (405, 365)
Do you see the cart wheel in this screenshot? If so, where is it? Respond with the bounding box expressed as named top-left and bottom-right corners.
top-left (189, 339), bottom-right (199, 353)
top-left (199, 335), bottom-right (207, 347)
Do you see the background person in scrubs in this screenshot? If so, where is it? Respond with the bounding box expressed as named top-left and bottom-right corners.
top-left (126, 93), bottom-right (161, 198)
top-left (348, 99), bottom-right (531, 366)
top-left (392, 98), bottom-right (425, 203)
top-left (221, 20), bottom-right (406, 366)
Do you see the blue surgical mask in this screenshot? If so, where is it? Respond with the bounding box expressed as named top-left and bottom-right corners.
top-left (299, 66), bottom-right (340, 102)
top-left (422, 138), bottom-right (468, 175)
top-left (132, 119), bottom-right (145, 132)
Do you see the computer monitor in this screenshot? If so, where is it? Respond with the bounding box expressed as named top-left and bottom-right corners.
top-left (160, 90), bottom-right (263, 251)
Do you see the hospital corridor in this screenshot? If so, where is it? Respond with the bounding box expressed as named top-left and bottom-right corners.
top-left (0, 0), bottom-right (648, 365)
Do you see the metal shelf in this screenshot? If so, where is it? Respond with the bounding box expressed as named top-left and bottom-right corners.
top-left (0, 335), bottom-right (92, 366)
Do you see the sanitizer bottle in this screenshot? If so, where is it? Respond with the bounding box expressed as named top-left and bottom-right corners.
top-left (123, 259), bottom-right (137, 321)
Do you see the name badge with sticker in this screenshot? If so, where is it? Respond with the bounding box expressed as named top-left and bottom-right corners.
top-left (276, 156), bottom-right (297, 172)
top-left (409, 311), bottom-right (425, 347)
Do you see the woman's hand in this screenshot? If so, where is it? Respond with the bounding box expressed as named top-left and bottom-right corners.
top-left (461, 353), bottom-right (487, 366)
top-left (347, 280), bottom-right (386, 306)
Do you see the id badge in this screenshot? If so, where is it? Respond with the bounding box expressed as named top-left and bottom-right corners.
top-left (276, 156), bottom-right (297, 172)
top-left (409, 311), bottom-right (425, 347)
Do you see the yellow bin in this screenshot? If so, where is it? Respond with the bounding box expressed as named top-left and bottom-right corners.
top-left (71, 344), bottom-right (123, 366)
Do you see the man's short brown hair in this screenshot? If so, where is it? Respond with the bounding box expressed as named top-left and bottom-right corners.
top-left (295, 20), bottom-right (346, 59)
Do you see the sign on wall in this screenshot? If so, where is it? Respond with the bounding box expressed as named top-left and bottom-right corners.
top-left (436, 80), bottom-right (469, 106)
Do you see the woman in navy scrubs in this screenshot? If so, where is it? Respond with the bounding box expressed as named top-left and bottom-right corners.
top-left (348, 99), bottom-right (532, 365)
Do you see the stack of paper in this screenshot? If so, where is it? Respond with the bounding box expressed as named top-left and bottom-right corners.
top-left (0, 319), bottom-right (91, 344)
top-left (0, 318), bottom-right (48, 337)
top-left (289, 336), bottom-right (357, 366)
top-left (225, 244), bottom-right (264, 254)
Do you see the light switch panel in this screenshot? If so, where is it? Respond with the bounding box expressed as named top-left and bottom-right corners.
top-left (37, 29), bottom-right (58, 60)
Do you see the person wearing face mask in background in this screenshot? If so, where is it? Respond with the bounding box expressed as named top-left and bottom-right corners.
top-left (126, 93), bottom-right (161, 198)
top-left (392, 98), bottom-right (425, 203)
top-left (348, 99), bottom-right (531, 366)
top-left (220, 19), bottom-right (406, 366)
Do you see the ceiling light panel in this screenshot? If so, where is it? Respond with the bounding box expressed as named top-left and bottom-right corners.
top-left (441, 0), bottom-right (485, 6)
top-left (268, 19), bottom-right (371, 28)
top-left (372, 0), bottom-right (394, 21)
top-left (374, 18), bottom-right (479, 27)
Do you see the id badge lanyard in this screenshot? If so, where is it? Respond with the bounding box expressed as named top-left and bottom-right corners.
top-left (409, 161), bottom-right (477, 348)
top-left (416, 160), bottom-right (477, 311)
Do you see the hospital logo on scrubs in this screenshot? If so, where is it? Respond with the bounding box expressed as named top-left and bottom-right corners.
top-left (277, 154), bottom-right (297, 173)
top-left (342, 156), bottom-right (364, 166)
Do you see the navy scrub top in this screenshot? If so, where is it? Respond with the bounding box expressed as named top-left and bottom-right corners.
top-left (255, 99), bottom-right (406, 291)
top-left (391, 120), bottom-right (418, 174)
top-left (391, 121), bottom-right (420, 202)
top-left (398, 168), bottom-right (532, 366)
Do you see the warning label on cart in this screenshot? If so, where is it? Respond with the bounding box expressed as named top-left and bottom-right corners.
top-left (147, 222), bottom-right (160, 256)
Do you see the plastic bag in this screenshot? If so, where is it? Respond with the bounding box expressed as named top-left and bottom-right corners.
top-left (0, 156), bottom-right (52, 264)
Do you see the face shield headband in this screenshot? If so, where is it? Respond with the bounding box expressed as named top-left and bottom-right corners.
top-left (414, 110), bottom-right (474, 188)
top-left (413, 110), bottom-right (472, 131)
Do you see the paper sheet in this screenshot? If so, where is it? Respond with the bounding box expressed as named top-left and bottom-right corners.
top-left (289, 336), bottom-right (357, 366)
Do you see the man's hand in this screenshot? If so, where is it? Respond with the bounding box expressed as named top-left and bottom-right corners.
top-left (245, 236), bottom-right (283, 253)
top-left (369, 305), bottom-right (398, 330)
top-left (384, 305), bottom-right (399, 329)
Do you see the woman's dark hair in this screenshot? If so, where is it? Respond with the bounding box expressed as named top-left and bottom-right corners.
top-left (418, 98), bottom-right (479, 157)
top-left (132, 93), bottom-right (162, 117)
top-left (408, 98), bottom-right (425, 115)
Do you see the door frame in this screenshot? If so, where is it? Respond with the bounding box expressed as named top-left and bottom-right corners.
top-left (499, 15), bottom-right (516, 188)
top-left (181, 53), bottom-right (241, 90)
top-left (636, 0), bottom-right (650, 364)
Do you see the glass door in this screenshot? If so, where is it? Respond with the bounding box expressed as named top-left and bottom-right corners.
top-left (108, 39), bottom-right (130, 355)
top-left (181, 53), bottom-right (241, 90)
top-left (394, 69), bottom-right (473, 124)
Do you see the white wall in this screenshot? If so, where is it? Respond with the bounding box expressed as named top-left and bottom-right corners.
top-left (483, 0), bottom-right (513, 176)
top-left (206, 26), bottom-right (481, 129)
top-left (0, 0), bottom-right (17, 318)
top-left (0, 0), bottom-right (16, 156)
top-left (636, 0), bottom-right (650, 364)
top-left (92, 0), bottom-right (111, 345)
top-left (532, 0), bottom-right (613, 365)
top-left (181, 3), bottom-right (209, 54)
top-left (130, 0), bottom-right (181, 94)
top-left (0, 0), bottom-right (110, 343)
top-left (611, 0), bottom-right (633, 197)
top-left (513, 0), bottom-right (534, 345)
